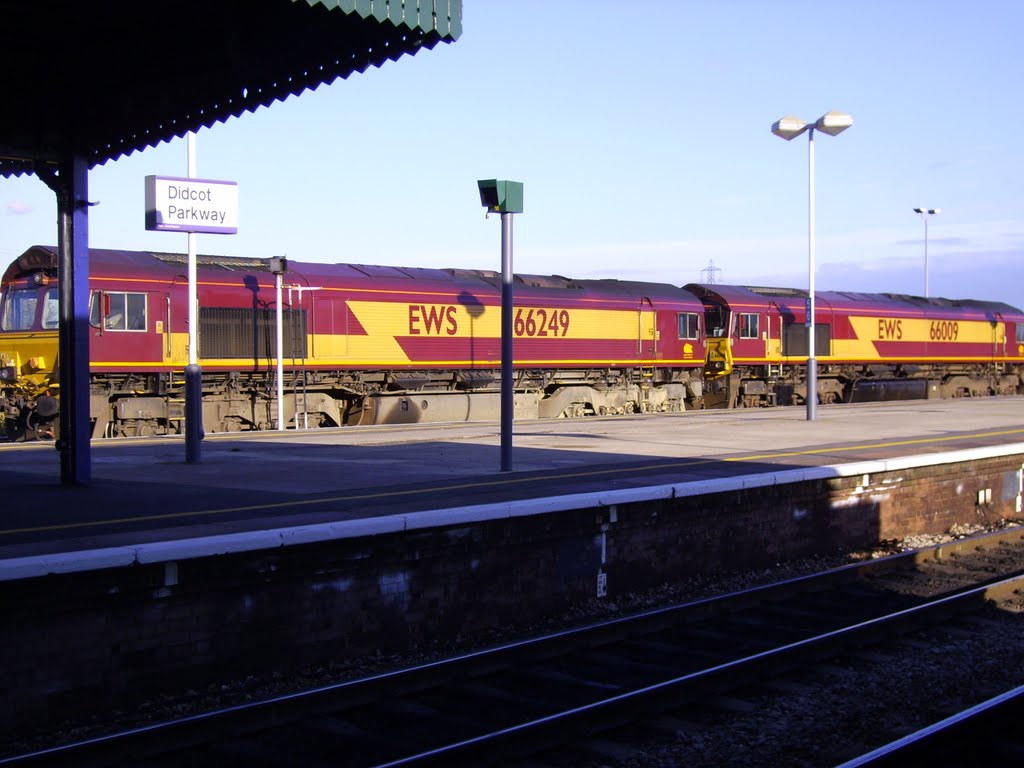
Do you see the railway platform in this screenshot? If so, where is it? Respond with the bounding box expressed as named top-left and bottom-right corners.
top-left (5, 396), bottom-right (1024, 734)
top-left (1, 397), bottom-right (1023, 563)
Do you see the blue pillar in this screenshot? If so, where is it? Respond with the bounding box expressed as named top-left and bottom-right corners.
top-left (54, 154), bottom-right (92, 485)
top-left (185, 364), bottom-right (204, 462)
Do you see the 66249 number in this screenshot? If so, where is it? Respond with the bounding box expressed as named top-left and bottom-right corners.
top-left (514, 308), bottom-right (570, 337)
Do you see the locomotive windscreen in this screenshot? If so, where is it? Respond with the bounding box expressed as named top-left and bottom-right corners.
top-left (704, 304), bottom-right (729, 337)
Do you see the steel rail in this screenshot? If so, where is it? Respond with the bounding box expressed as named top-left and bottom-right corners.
top-left (371, 573), bottom-right (1024, 767)
top-left (835, 684), bottom-right (1024, 767)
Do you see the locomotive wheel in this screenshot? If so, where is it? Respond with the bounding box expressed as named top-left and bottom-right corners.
top-left (26, 411), bottom-right (56, 441)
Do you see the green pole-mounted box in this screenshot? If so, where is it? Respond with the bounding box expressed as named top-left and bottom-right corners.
top-left (477, 179), bottom-right (524, 214)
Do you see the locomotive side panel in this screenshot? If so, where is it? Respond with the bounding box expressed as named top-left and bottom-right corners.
top-left (89, 287), bottom-right (174, 372)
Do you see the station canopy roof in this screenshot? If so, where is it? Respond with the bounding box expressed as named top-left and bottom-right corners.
top-left (0, 0), bottom-right (462, 178)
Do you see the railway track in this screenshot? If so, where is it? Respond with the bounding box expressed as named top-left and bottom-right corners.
top-left (5, 526), bottom-right (1024, 768)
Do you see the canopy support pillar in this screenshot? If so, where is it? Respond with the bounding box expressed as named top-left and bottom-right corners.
top-left (40, 154), bottom-right (92, 485)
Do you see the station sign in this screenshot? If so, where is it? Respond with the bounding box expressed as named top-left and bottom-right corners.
top-left (145, 175), bottom-right (239, 234)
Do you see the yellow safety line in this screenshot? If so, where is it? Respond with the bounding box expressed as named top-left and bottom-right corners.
top-left (728, 427), bottom-right (1024, 461)
top-left (3, 427), bottom-right (1024, 537)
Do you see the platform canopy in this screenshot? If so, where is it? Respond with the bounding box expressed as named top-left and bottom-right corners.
top-left (1, 0), bottom-right (462, 176)
top-left (0, 0), bottom-right (460, 486)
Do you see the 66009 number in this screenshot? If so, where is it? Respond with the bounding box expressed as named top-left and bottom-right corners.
top-left (514, 308), bottom-right (570, 337)
top-left (929, 320), bottom-right (959, 341)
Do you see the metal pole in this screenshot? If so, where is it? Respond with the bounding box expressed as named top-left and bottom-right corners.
top-left (187, 133), bottom-right (197, 367)
top-left (924, 216), bottom-right (929, 298)
top-left (276, 271), bottom-right (284, 430)
top-left (806, 128), bottom-right (817, 421)
top-left (184, 363), bottom-right (202, 453)
top-left (500, 211), bottom-right (514, 471)
top-left (185, 132), bottom-right (203, 462)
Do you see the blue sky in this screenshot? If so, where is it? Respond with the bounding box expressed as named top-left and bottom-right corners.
top-left (2, 1), bottom-right (1022, 308)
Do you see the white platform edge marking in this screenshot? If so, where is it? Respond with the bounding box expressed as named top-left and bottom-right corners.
top-left (3, 442), bottom-right (1022, 581)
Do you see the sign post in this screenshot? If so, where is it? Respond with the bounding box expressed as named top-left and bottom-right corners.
top-left (145, 164), bottom-right (238, 462)
top-left (145, 175), bottom-right (239, 234)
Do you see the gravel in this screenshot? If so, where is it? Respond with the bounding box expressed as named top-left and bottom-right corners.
top-left (591, 605), bottom-right (1024, 768)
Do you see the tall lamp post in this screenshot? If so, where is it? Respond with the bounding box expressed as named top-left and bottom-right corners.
top-left (771, 110), bottom-right (853, 421)
top-left (913, 207), bottom-right (940, 297)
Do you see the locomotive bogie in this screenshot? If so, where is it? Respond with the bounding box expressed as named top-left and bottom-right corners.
top-left (997, 374), bottom-right (1021, 396)
top-left (537, 381), bottom-right (688, 419)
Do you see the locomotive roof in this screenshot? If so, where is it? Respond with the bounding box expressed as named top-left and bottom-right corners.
top-left (686, 282), bottom-right (1023, 319)
top-left (4, 247), bottom-right (703, 306)
top-left (6, 248), bottom-right (1016, 317)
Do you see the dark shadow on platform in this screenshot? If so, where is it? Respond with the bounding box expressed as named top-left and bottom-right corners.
top-left (0, 432), bottom-right (889, 559)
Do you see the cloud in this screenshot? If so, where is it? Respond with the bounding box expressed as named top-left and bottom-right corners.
top-left (6, 201), bottom-right (34, 215)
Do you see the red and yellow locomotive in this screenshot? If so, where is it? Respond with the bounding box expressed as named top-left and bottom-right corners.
top-left (690, 283), bottom-right (1024, 407)
top-left (0, 246), bottom-right (706, 438)
top-left (0, 245), bottom-right (1020, 440)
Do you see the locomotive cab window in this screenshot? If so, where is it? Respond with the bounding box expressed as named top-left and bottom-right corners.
top-left (1, 287), bottom-right (40, 330)
top-left (41, 288), bottom-right (59, 329)
top-left (677, 312), bottom-right (700, 340)
top-left (91, 291), bottom-right (147, 331)
top-left (738, 313), bottom-right (760, 339)
top-left (1017, 323), bottom-right (1024, 344)
top-left (704, 305), bottom-right (728, 337)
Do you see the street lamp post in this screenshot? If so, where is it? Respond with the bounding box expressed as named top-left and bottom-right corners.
top-left (913, 207), bottom-right (940, 297)
top-left (772, 110), bottom-right (853, 421)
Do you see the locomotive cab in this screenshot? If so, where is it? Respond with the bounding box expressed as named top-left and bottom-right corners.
top-left (700, 301), bottom-right (733, 378)
top-left (0, 272), bottom-right (61, 440)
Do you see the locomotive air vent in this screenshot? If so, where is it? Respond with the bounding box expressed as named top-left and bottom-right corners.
top-left (743, 286), bottom-right (806, 298)
top-left (518, 274), bottom-right (576, 289)
top-left (152, 252), bottom-right (271, 271)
